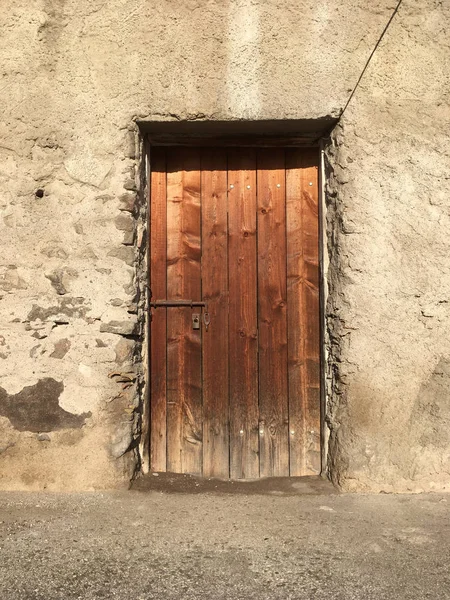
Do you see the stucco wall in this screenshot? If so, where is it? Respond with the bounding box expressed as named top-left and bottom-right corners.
top-left (325, 0), bottom-right (450, 492)
top-left (0, 0), bottom-right (448, 490)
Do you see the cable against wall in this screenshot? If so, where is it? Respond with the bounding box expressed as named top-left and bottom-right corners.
top-left (338, 0), bottom-right (404, 120)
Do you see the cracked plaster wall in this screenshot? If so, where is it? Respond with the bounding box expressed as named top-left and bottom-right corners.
top-left (0, 0), bottom-right (448, 490)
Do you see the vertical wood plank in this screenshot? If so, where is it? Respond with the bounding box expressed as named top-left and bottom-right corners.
top-left (166, 148), bottom-right (202, 475)
top-left (257, 148), bottom-right (289, 477)
top-left (149, 148), bottom-right (167, 472)
top-left (201, 148), bottom-right (229, 478)
top-left (286, 149), bottom-right (321, 476)
top-left (228, 149), bottom-right (259, 479)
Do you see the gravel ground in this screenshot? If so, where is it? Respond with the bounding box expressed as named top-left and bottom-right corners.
top-left (0, 478), bottom-right (449, 599)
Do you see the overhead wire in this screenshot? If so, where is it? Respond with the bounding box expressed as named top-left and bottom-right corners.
top-left (338, 0), bottom-right (404, 120)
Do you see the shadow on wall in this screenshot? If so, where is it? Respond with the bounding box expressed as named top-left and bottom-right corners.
top-left (410, 357), bottom-right (450, 450)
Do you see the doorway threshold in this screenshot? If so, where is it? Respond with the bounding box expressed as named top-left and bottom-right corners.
top-left (131, 473), bottom-right (337, 496)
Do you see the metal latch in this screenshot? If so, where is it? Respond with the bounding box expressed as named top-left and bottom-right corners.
top-left (148, 290), bottom-right (210, 330)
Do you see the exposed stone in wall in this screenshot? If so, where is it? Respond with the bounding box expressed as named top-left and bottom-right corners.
top-left (0, 127), bottom-right (146, 488)
top-left (322, 125), bottom-right (351, 488)
top-left (0, 76), bottom-right (146, 488)
top-left (50, 338), bottom-right (71, 359)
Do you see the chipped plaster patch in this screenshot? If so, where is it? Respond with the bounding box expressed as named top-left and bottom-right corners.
top-left (58, 379), bottom-right (100, 415)
top-left (79, 363), bottom-right (93, 378)
top-left (64, 147), bottom-right (113, 188)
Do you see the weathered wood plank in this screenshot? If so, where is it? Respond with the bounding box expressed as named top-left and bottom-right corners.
top-left (152, 145), bottom-right (320, 480)
top-left (228, 148), bottom-right (259, 479)
top-left (149, 148), bottom-right (167, 472)
top-left (166, 148), bottom-right (202, 475)
top-left (286, 149), bottom-right (321, 475)
top-left (257, 148), bottom-right (289, 477)
top-left (201, 148), bottom-right (229, 478)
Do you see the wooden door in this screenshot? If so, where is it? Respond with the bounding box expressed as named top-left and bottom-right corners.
top-left (149, 147), bottom-right (321, 479)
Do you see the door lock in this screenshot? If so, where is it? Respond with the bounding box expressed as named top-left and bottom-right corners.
top-left (192, 313), bottom-right (200, 330)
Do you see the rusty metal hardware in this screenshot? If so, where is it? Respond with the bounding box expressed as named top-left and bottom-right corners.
top-left (146, 286), bottom-right (211, 331)
top-left (150, 300), bottom-right (208, 309)
top-left (148, 289), bottom-right (209, 327)
top-left (192, 314), bottom-right (200, 330)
